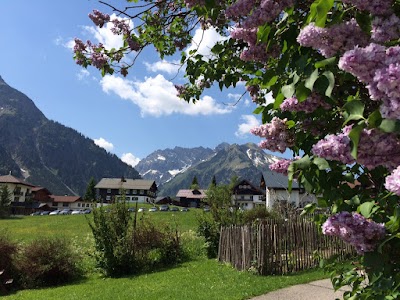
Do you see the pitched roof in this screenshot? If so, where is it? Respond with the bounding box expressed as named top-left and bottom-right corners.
top-left (0, 174), bottom-right (35, 187)
top-left (176, 189), bottom-right (207, 199)
top-left (50, 195), bottom-right (82, 203)
top-left (95, 178), bottom-right (156, 190)
top-left (262, 168), bottom-right (299, 189)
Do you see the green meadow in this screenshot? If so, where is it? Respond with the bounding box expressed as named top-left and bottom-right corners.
top-left (1, 207), bottom-right (326, 300)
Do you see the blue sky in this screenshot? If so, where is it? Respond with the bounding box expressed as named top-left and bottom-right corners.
top-left (0, 1), bottom-right (276, 167)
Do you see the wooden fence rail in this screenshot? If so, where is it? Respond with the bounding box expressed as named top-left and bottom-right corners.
top-left (218, 218), bottom-right (354, 275)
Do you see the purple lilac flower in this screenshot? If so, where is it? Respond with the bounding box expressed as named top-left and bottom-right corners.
top-left (311, 132), bottom-right (355, 165)
top-left (322, 211), bottom-right (386, 254)
top-left (341, 0), bottom-right (393, 16)
top-left (372, 14), bottom-right (400, 43)
top-left (269, 158), bottom-right (296, 176)
top-left (297, 20), bottom-right (369, 58)
top-left (88, 10), bottom-right (110, 28)
top-left (385, 166), bottom-right (400, 195)
top-left (251, 117), bottom-right (294, 153)
top-left (110, 19), bottom-right (131, 35)
top-left (280, 93), bottom-right (330, 113)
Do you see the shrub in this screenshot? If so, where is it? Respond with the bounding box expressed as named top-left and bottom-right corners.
top-left (242, 206), bottom-right (275, 224)
top-left (89, 202), bottom-right (185, 277)
top-left (196, 212), bottom-right (220, 258)
top-left (88, 202), bottom-right (136, 277)
top-left (16, 237), bottom-right (83, 288)
top-left (0, 232), bottom-right (19, 294)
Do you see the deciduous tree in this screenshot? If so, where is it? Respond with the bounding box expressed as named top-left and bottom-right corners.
top-left (75, 0), bottom-right (400, 297)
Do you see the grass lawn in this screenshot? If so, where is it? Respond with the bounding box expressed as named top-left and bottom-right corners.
top-left (2, 259), bottom-right (326, 300)
top-left (0, 207), bottom-right (328, 300)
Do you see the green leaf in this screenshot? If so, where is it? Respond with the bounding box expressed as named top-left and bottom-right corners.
top-left (359, 201), bottom-right (375, 218)
top-left (313, 157), bottom-right (330, 170)
top-left (308, 0), bottom-right (334, 27)
top-left (367, 110), bottom-right (382, 128)
top-left (315, 57), bottom-right (337, 68)
top-left (348, 124), bottom-right (364, 159)
top-left (379, 119), bottom-right (400, 133)
top-left (343, 100), bottom-right (365, 124)
top-left (301, 203), bottom-right (316, 215)
top-left (304, 69), bottom-right (319, 90)
top-left (296, 83), bottom-right (311, 101)
top-left (293, 155), bottom-right (311, 169)
top-left (286, 120), bottom-right (296, 129)
top-left (281, 84), bottom-right (295, 98)
top-left (253, 106), bottom-right (265, 114)
top-left (322, 71), bottom-right (335, 97)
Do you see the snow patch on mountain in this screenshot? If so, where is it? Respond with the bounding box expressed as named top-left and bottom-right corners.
top-left (157, 155), bottom-right (166, 160)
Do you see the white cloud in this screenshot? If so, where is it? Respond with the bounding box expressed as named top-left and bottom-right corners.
top-left (235, 115), bottom-right (261, 137)
top-left (77, 69), bottom-right (90, 80)
top-left (100, 74), bottom-right (233, 117)
top-left (94, 137), bottom-right (114, 151)
top-left (144, 60), bottom-right (181, 75)
top-left (121, 153), bottom-right (140, 167)
top-left (186, 27), bottom-right (227, 58)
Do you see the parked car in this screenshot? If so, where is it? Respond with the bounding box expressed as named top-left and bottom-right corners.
top-left (49, 210), bottom-right (60, 215)
top-left (82, 208), bottom-right (92, 214)
top-left (159, 205), bottom-right (169, 211)
top-left (59, 209), bottom-right (72, 215)
top-left (149, 207), bottom-right (157, 212)
top-left (181, 207), bottom-right (189, 212)
top-left (138, 207), bottom-right (146, 212)
top-left (30, 211), bottom-right (41, 216)
top-left (203, 206), bottom-right (211, 212)
top-left (170, 207), bottom-right (179, 212)
top-left (128, 207), bottom-right (136, 212)
top-left (71, 210), bottom-right (82, 215)
top-left (40, 211), bottom-right (51, 215)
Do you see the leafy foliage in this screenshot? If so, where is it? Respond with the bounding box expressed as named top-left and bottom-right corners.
top-left (0, 185), bottom-right (11, 218)
top-left (76, 0), bottom-right (400, 297)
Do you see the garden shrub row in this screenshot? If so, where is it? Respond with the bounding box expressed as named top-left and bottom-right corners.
top-left (0, 232), bottom-right (83, 295)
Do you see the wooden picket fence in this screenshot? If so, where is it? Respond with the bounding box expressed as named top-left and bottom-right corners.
top-left (218, 218), bottom-right (355, 275)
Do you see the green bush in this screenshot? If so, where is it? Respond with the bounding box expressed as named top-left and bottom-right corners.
top-left (0, 232), bottom-right (19, 294)
top-left (16, 237), bottom-right (83, 288)
top-left (89, 202), bottom-right (185, 277)
top-left (88, 202), bottom-right (136, 277)
top-left (196, 212), bottom-right (220, 258)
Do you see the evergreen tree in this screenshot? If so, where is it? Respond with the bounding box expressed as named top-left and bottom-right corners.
top-left (0, 185), bottom-right (11, 218)
top-left (84, 177), bottom-right (97, 201)
top-left (210, 175), bottom-right (217, 187)
top-left (190, 176), bottom-right (199, 190)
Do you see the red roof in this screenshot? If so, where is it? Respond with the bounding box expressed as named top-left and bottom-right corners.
top-left (50, 195), bottom-right (82, 203)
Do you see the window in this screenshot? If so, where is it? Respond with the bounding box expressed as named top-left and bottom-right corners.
top-left (107, 189), bottom-right (111, 193)
top-left (125, 189), bottom-right (131, 195)
top-left (132, 197), bottom-right (138, 201)
top-left (86, 203), bottom-right (90, 207)
top-left (140, 190), bottom-right (144, 195)
top-left (106, 195), bottom-right (111, 201)
top-left (78, 203), bottom-right (81, 207)
top-left (132, 190), bottom-right (137, 194)
top-left (14, 197), bottom-right (20, 202)
top-left (63, 203), bottom-right (69, 207)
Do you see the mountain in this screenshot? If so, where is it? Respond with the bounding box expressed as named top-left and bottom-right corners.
top-left (138, 142), bottom-right (284, 197)
top-left (0, 76), bottom-right (140, 196)
top-left (135, 146), bottom-right (215, 185)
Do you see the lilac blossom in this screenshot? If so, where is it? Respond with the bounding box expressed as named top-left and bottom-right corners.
top-left (269, 158), bottom-right (298, 176)
top-left (280, 93), bottom-right (331, 113)
top-left (311, 131), bottom-right (355, 165)
top-left (322, 211), bottom-right (386, 254)
top-left (251, 117), bottom-right (294, 153)
top-left (372, 14), bottom-right (400, 43)
top-left (111, 19), bottom-right (131, 35)
top-left (88, 10), bottom-right (110, 28)
top-left (297, 20), bottom-right (369, 58)
top-left (341, 0), bottom-right (393, 16)
top-left (385, 166), bottom-right (400, 195)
